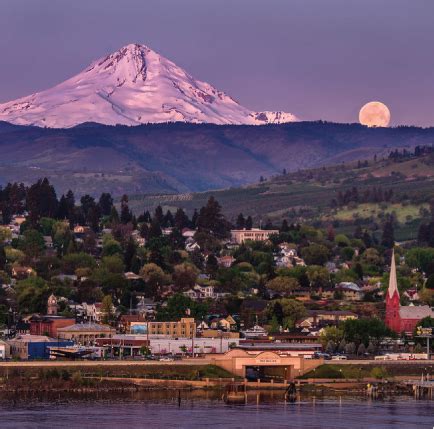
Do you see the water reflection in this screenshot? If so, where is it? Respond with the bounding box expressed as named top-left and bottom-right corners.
top-left (0, 390), bottom-right (432, 428)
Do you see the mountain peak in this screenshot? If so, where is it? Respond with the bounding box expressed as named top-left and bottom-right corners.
top-left (0, 44), bottom-right (298, 128)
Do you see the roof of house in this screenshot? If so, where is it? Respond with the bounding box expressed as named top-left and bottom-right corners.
top-left (399, 305), bottom-right (434, 320)
top-left (57, 323), bottom-right (114, 332)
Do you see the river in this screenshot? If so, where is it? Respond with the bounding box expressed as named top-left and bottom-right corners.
top-left (0, 391), bottom-right (432, 428)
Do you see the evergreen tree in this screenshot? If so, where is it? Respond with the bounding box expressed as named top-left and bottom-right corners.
top-left (120, 194), bottom-right (133, 224)
top-left (196, 197), bottom-right (229, 238)
top-left (98, 193), bottom-right (114, 216)
top-left (245, 216), bottom-right (253, 230)
top-left (174, 208), bottom-right (189, 230)
top-left (109, 206), bottom-right (120, 225)
top-left (191, 209), bottom-right (199, 228)
top-left (163, 210), bottom-right (174, 228)
top-left (236, 213), bottom-right (245, 229)
top-left (154, 206), bottom-right (164, 225)
top-left (381, 221), bottom-right (395, 248)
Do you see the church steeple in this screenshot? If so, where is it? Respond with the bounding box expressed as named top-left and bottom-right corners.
top-left (385, 248), bottom-right (401, 333)
top-left (388, 249), bottom-right (399, 300)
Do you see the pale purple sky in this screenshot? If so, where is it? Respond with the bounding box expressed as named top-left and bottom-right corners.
top-left (1, 0), bottom-right (434, 126)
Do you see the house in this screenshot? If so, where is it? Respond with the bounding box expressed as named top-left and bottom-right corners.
top-left (385, 250), bottom-right (434, 335)
top-left (183, 284), bottom-right (228, 301)
top-left (43, 236), bottom-right (53, 248)
top-left (0, 340), bottom-right (11, 359)
top-left (162, 227), bottom-right (173, 236)
top-left (230, 228), bottom-right (279, 244)
top-left (131, 230), bottom-right (146, 247)
top-left (73, 225), bottom-right (91, 235)
top-left (217, 255), bottom-right (235, 268)
top-left (185, 239), bottom-right (200, 252)
top-left (296, 310), bottom-right (358, 328)
top-left (124, 272), bottom-right (142, 281)
top-left (11, 266), bottom-right (35, 280)
top-left (181, 228), bottom-right (196, 238)
top-left (136, 296), bottom-right (157, 318)
top-left (82, 302), bottom-right (115, 322)
top-left (209, 315), bottom-right (237, 331)
top-left (335, 282), bottom-right (364, 301)
top-left (403, 288), bottom-right (420, 302)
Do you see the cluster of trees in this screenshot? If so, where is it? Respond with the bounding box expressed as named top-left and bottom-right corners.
top-left (388, 145), bottom-right (434, 160)
top-left (332, 186), bottom-right (394, 207)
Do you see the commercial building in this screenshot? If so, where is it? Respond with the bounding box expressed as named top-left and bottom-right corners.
top-left (7, 335), bottom-right (73, 359)
top-left (131, 318), bottom-right (196, 338)
top-left (57, 323), bottom-right (116, 345)
top-left (29, 315), bottom-right (76, 338)
top-left (149, 336), bottom-right (240, 355)
top-left (95, 334), bottom-right (149, 358)
top-left (210, 349), bottom-right (322, 380)
top-left (230, 228), bottom-right (279, 244)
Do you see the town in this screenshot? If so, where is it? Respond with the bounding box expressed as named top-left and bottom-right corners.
top-left (0, 178), bottom-right (432, 380)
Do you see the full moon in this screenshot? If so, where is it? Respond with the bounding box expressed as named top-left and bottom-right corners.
top-left (359, 101), bottom-right (391, 127)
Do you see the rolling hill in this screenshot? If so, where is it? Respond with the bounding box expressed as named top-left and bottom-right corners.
top-left (127, 149), bottom-right (434, 241)
top-left (1, 121), bottom-right (434, 197)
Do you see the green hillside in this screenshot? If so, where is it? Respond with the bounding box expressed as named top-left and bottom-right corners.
top-left (128, 150), bottom-right (434, 241)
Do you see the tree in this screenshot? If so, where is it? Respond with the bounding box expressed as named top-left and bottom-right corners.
top-left (102, 236), bottom-right (123, 257)
top-left (406, 248), bottom-right (434, 273)
top-left (381, 221), bottom-right (395, 248)
top-left (173, 263), bottom-right (199, 291)
top-left (0, 247), bottom-right (6, 271)
top-left (301, 244), bottom-right (330, 266)
top-left (266, 276), bottom-right (299, 296)
top-left (307, 266), bottom-right (330, 289)
top-left (196, 196), bottom-right (230, 239)
top-left (245, 216), bottom-right (253, 230)
top-left (18, 229), bottom-right (45, 258)
top-left (101, 295), bottom-right (114, 324)
top-left (156, 293), bottom-right (208, 321)
top-left (326, 340), bottom-right (336, 354)
top-left (140, 263), bottom-right (168, 296)
top-left (357, 343), bottom-right (366, 356)
top-left (344, 342), bottom-right (356, 355)
top-left (98, 193), bottom-right (114, 217)
top-left (269, 315), bottom-right (280, 333)
top-left (205, 254), bottom-right (219, 275)
top-left (0, 226), bottom-right (12, 243)
top-left (120, 194), bottom-right (132, 224)
top-left (342, 318), bottom-right (393, 347)
top-left (174, 208), bottom-right (190, 230)
top-left (270, 298), bottom-right (307, 330)
top-left (62, 252), bottom-right (96, 274)
top-left (319, 326), bottom-right (343, 348)
top-left (236, 213), bottom-right (245, 229)
top-left (26, 178), bottom-right (58, 224)
top-left (15, 277), bottom-right (49, 314)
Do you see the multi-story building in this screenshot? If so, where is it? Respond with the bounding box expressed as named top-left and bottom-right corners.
top-left (57, 323), bottom-right (116, 345)
top-left (131, 317), bottom-right (196, 338)
top-left (230, 228), bottom-right (279, 244)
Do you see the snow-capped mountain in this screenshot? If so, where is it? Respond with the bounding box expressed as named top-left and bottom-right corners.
top-left (0, 44), bottom-right (298, 128)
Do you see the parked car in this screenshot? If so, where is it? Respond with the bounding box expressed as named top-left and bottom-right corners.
top-left (159, 357), bottom-right (174, 362)
top-left (331, 355), bottom-right (347, 360)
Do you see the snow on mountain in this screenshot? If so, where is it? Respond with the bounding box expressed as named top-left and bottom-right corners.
top-left (0, 44), bottom-right (298, 128)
